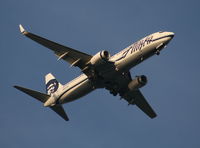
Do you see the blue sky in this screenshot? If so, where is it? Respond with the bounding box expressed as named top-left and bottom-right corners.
top-left (1, 0), bottom-right (200, 147)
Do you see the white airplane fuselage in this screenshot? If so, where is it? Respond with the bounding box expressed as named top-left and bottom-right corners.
top-left (15, 26), bottom-right (175, 120)
top-left (55, 31), bottom-right (174, 104)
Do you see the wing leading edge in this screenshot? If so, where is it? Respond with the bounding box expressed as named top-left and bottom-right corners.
top-left (19, 24), bottom-right (92, 70)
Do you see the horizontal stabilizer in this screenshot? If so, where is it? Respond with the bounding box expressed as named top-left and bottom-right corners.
top-left (51, 105), bottom-right (69, 121)
top-left (14, 85), bottom-right (69, 121)
top-left (14, 85), bottom-right (49, 103)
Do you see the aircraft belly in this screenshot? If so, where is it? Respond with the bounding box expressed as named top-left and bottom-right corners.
top-left (59, 79), bottom-right (94, 104)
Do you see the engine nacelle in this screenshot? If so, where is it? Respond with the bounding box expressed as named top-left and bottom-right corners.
top-left (128, 75), bottom-right (147, 91)
top-left (90, 50), bottom-right (110, 66)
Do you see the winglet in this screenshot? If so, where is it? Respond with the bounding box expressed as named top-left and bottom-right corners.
top-left (19, 24), bottom-right (26, 34)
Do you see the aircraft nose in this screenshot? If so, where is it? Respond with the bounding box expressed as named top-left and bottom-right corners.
top-left (159, 32), bottom-right (175, 48)
top-left (164, 32), bottom-right (175, 44)
top-left (168, 32), bottom-right (175, 39)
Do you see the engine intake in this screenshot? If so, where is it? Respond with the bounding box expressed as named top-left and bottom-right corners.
top-left (90, 50), bottom-right (110, 66)
top-left (128, 75), bottom-right (147, 91)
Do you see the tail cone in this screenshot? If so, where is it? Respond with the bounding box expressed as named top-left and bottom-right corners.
top-left (44, 97), bottom-right (56, 107)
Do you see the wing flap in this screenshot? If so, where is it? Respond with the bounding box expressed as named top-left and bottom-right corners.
top-left (19, 25), bottom-right (92, 69)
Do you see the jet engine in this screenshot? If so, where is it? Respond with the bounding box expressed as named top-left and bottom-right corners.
top-left (90, 50), bottom-right (110, 66)
top-left (128, 75), bottom-right (147, 91)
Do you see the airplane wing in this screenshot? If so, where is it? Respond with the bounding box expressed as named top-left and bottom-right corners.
top-left (19, 25), bottom-right (92, 70)
top-left (104, 71), bottom-right (157, 119)
top-left (123, 89), bottom-right (157, 118)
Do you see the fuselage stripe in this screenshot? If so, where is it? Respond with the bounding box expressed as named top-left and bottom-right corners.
top-left (57, 78), bottom-right (89, 102)
top-left (152, 35), bottom-right (173, 42)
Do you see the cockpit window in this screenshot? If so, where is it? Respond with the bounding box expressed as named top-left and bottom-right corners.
top-left (159, 31), bottom-right (164, 33)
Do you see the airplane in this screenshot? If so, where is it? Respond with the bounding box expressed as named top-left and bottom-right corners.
top-left (14, 24), bottom-right (174, 121)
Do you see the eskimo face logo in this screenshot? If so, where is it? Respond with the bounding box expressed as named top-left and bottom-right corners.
top-left (46, 79), bottom-right (59, 95)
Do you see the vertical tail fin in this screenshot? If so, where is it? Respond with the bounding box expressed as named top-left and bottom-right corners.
top-left (45, 73), bottom-right (63, 95)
